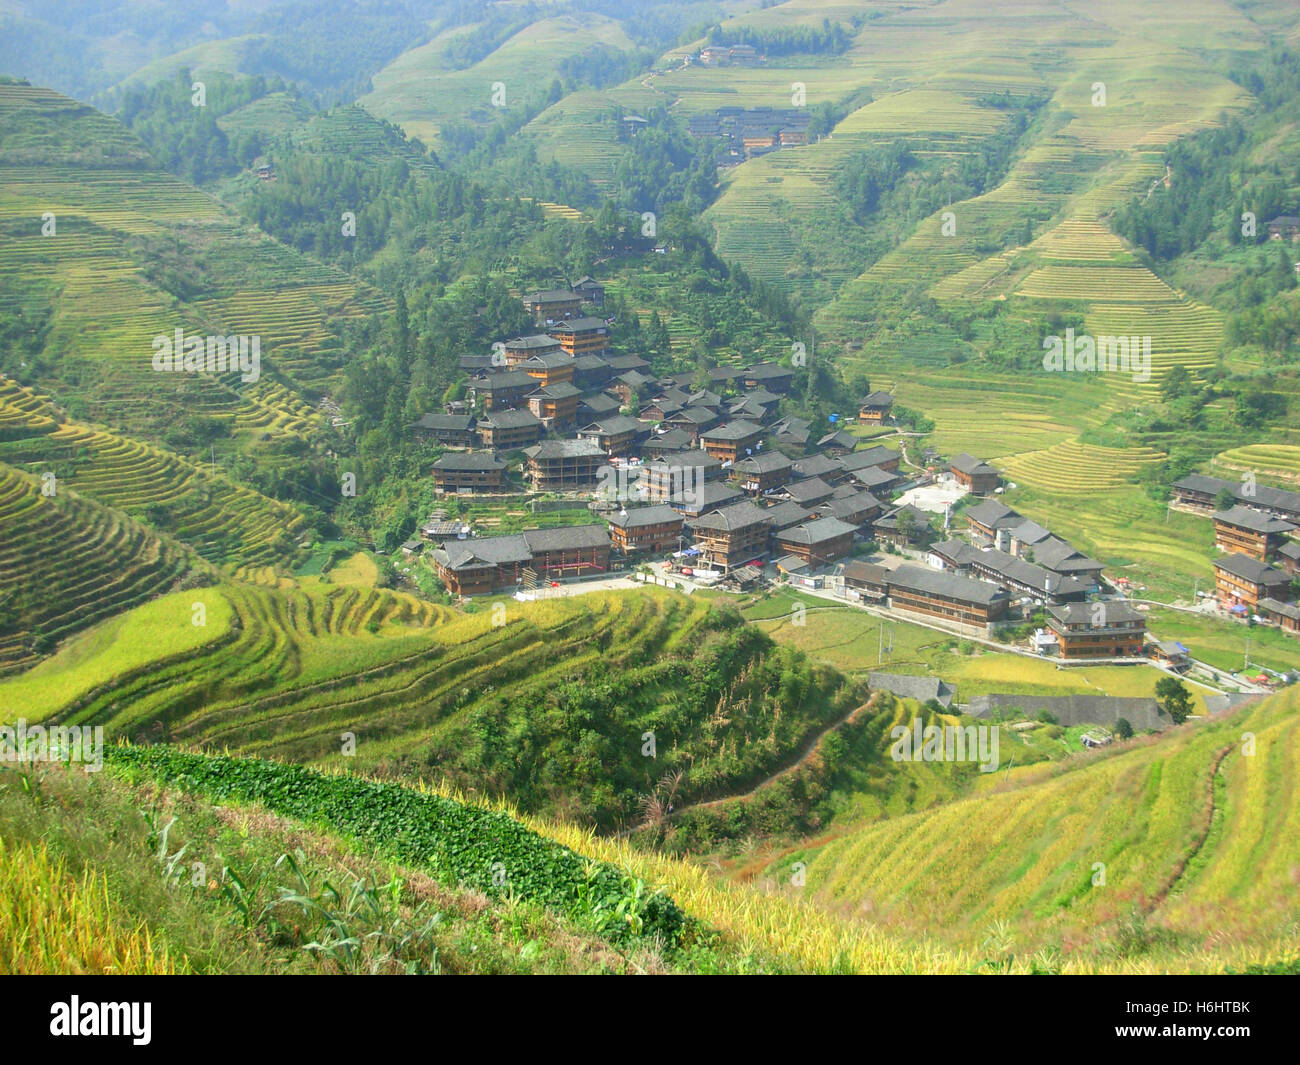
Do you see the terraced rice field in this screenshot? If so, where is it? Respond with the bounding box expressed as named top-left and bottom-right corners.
top-left (785, 687), bottom-right (1300, 968)
top-left (0, 83), bottom-right (383, 431)
top-left (0, 463), bottom-right (191, 674)
top-left (6, 583), bottom-right (856, 826)
top-left (1213, 445), bottom-right (1300, 484)
top-left (0, 380), bottom-right (308, 570)
top-left (997, 439), bottom-right (1166, 494)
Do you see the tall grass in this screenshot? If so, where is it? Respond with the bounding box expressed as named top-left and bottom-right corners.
top-left (0, 836), bottom-right (177, 975)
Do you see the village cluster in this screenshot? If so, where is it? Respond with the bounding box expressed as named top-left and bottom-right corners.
top-left (404, 278), bottom-right (1300, 672)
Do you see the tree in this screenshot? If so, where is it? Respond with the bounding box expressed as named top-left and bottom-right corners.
top-left (1215, 487), bottom-right (1237, 512)
top-left (895, 508), bottom-right (916, 543)
top-left (1155, 677), bottom-right (1193, 725)
top-left (1114, 717), bottom-right (1134, 740)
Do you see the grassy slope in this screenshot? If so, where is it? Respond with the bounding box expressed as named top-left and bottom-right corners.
top-left (0, 758), bottom-right (667, 975)
top-left (764, 685), bottom-right (1300, 972)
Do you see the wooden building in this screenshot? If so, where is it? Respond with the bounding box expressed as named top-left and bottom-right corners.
top-left (519, 350), bottom-right (575, 387)
top-left (949, 453), bottom-right (1000, 494)
top-left (1258, 597), bottom-right (1300, 634)
top-left (606, 504), bottom-right (685, 555)
top-left (526, 382), bottom-right (581, 428)
top-left (523, 289), bottom-right (582, 322)
top-left (885, 565), bottom-right (1010, 627)
top-left (577, 415), bottom-right (646, 458)
top-left (431, 451), bottom-right (507, 493)
top-left (1046, 602), bottom-right (1146, 660)
top-left (473, 370), bottom-right (535, 411)
top-left (550, 317), bottom-right (611, 357)
top-left (476, 408), bottom-right (542, 450)
top-left (502, 334), bottom-right (563, 364)
top-left (857, 391), bottom-right (894, 424)
top-left (1213, 505), bottom-right (1295, 562)
top-left (522, 439), bottom-right (607, 491)
top-left (774, 516), bottom-right (857, 566)
top-left (731, 452), bottom-right (794, 495)
top-left (699, 420), bottom-right (764, 463)
top-left (1213, 553), bottom-right (1291, 611)
top-left (686, 501), bottom-right (773, 571)
top-left (412, 413), bottom-right (475, 447)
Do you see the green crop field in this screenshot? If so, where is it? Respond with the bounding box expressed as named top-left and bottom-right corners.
top-left (776, 686), bottom-right (1300, 971)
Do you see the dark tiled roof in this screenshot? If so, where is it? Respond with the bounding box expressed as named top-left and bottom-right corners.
top-left (548, 317), bottom-right (609, 332)
top-left (868, 672), bottom-right (953, 708)
top-left (476, 370), bottom-right (534, 390)
top-left (436, 535), bottom-right (531, 569)
top-left (504, 333), bottom-right (562, 350)
top-left (792, 454), bottom-right (842, 479)
top-left (1047, 601), bottom-right (1145, 626)
top-left (776, 516), bottom-right (858, 545)
top-left (523, 439), bottom-right (606, 460)
top-left (413, 413), bottom-right (474, 431)
top-left (479, 408), bottom-right (541, 429)
top-left (950, 452), bottom-right (997, 476)
top-left (528, 382), bottom-right (582, 399)
top-left (859, 391), bottom-right (894, 407)
top-left (433, 451), bottom-right (506, 471)
top-left (580, 415), bottom-right (644, 436)
top-left (1213, 553), bottom-right (1288, 583)
top-left (687, 500), bottom-right (772, 531)
top-left (607, 504), bottom-right (683, 529)
top-left (888, 564), bottom-right (1009, 606)
top-left (522, 524), bottom-right (610, 553)
top-left (733, 452), bottom-right (793, 475)
top-left (785, 477), bottom-right (834, 504)
top-left (701, 420), bottom-right (763, 441)
top-left (1214, 505), bottom-right (1295, 534)
top-left (965, 499), bottom-right (1021, 528)
top-left (840, 446), bottom-right (899, 472)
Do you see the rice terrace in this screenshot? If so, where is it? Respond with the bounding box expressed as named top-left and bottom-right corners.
top-left (0, 0), bottom-right (1298, 1033)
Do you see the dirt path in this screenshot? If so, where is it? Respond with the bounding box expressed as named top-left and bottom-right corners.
top-left (672, 691), bottom-right (882, 816)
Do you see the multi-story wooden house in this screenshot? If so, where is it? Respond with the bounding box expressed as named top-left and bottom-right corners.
top-left (606, 504), bottom-right (685, 555)
top-left (519, 350), bottom-right (575, 387)
top-left (521, 439), bottom-right (608, 491)
top-left (731, 452), bottom-right (794, 495)
top-left (1214, 553), bottom-right (1292, 610)
top-left (885, 565), bottom-right (1010, 628)
top-left (1213, 505), bottom-right (1295, 561)
top-left (476, 408), bottom-right (542, 450)
top-left (699, 420), bottom-right (764, 463)
top-left (523, 289), bottom-right (582, 322)
top-left (1045, 602), bottom-right (1146, 659)
top-left (473, 370), bottom-right (535, 411)
top-left (526, 382), bottom-right (581, 428)
top-left (412, 413), bottom-right (475, 447)
top-left (431, 451), bottom-right (508, 493)
top-left (857, 391), bottom-right (894, 424)
top-left (549, 317), bottom-right (611, 357)
top-left (502, 334), bottom-right (563, 364)
top-left (774, 517), bottom-right (857, 566)
top-left (687, 501), bottom-right (773, 571)
top-left (577, 415), bottom-right (647, 458)
top-left (949, 453), bottom-right (1000, 494)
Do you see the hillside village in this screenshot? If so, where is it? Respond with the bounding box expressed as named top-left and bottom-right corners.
top-left (407, 279), bottom-right (1300, 693)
